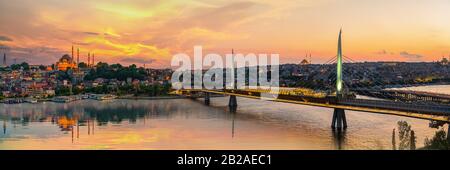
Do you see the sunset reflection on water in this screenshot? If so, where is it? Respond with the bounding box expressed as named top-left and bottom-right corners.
top-left (0, 92), bottom-right (446, 150)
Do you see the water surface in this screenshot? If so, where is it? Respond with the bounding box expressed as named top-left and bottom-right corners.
top-left (1, 86), bottom-right (448, 150)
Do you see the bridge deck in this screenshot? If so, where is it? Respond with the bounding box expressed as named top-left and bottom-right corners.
top-left (353, 89), bottom-right (450, 103)
top-left (177, 89), bottom-right (450, 122)
top-left (387, 90), bottom-right (450, 99)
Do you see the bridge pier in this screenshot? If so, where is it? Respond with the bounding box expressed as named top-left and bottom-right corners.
top-left (204, 92), bottom-right (210, 105)
top-left (228, 95), bottom-right (237, 112)
top-left (331, 108), bottom-right (347, 130)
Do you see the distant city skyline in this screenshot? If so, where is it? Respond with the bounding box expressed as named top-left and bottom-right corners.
top-left (1, 0), bottom-right (450, 68)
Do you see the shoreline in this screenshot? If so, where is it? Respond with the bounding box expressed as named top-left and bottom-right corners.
top-left (117, 95), bottom-right (187, 100)
top-left (2, 83), bottom-right (448, 103)
top-left (0, 95), bottom-right (229, 104)
top-left (0, 95), bottom-right (187, 103)
top-left (0, 95), bottom-right (224, 104)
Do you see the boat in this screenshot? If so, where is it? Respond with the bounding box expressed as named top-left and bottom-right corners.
top-left (88, 94), bottom-right (97, 99)
top-left (74, 95), bottom-right (82, 100)
top-left (96, 94), bottom-right (117, 100)
top-left (429, 120), bottom-right (445, 128)
top-left (52, 96), bottom-right (72, 103)
top-left (4, 98), bottom-right (24, 104)
top-left (24, 98), bottom-right (38, 103)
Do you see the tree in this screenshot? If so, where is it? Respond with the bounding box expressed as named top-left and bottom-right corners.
top-left (55, 86), bottom-right (71, 96)
top-left (410, 130), bottom-right (416, 150)
top-left (392, 121), bottom-right (416, 150)
top-left (111, 63), bottom-right (123, 69)
top-left (397, 121), bottom-right (412, 150)
top-left (72, 86), bottom-right (83, 95)
top-left (392, 128), bottom-right (396, 150)
top-left (56, 71), bottom-right (71, 80)
top-left (423, 129), bottom-right (449, 150)
top-left (10, 62), bottom-right (30, 70)
top-left (83, 62), bottom-right (147, 81)
top-left (20, 62), bottom-right (30, 70)
top-left (39, 65), bottom-right (46, 70)
top-left (78, 62), bottom-right (88, 68)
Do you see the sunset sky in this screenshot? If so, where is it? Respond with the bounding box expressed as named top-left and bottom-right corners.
top-left (0, 0), bottom-right (449, 68)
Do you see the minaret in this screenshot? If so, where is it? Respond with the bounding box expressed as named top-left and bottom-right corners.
top-left (88, 53), bottom-right (90, 67)
top-left (71, 45), bottom-right (74, 63)
top-left (309, 53), bottom-right (312, 64)
top-left (77, 48), bottom-right (79, 65)
top-left (336, 29), bottom-right (343, 97)
top-left (92, 53), bottom-right (95, 66)
top-left (3, 53), bottom-right (6, 66)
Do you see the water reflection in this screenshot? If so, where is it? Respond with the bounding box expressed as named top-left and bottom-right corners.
top-left (0, 98), bottom-right (448, 150)
top-left (3, 120), bottom-right (5, 134)
top-left (1, 100), bottom-right (182, 127)
top-left (332, 129), bottom-right (346, 150)
top-left (0, 99), bottom-right (251, 149)
top-left (231, 112), bottom-right (235, 138)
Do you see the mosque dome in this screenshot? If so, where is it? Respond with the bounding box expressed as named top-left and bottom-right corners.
top-left (60, 54), bottom-right (72, 62)
top-left (56, 54), bottom-right (76, 71)
top-left (300, 59), bottom-right (310, 65)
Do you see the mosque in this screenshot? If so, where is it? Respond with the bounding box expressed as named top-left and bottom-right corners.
top-left (299, 53), bottom-right (312, 65)
top-left (56, 54), bottom-right (77, 71)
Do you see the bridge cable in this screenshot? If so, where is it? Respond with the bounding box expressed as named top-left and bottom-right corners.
top-left (340, 57), bottom-right (444, 107)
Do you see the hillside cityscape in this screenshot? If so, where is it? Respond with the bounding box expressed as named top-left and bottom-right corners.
top-left (0, 47), bottom-right (449, 101)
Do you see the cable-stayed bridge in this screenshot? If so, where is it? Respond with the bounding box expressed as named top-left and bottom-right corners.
top-left (174, 30), bottom-right (450, 135)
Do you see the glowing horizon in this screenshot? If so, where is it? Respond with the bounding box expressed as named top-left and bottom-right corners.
top-left (1, 0), bottom-right (450, 68)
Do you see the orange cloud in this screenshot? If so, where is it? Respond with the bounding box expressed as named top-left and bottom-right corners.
top-left (1, 0), bottom-right (450, 67)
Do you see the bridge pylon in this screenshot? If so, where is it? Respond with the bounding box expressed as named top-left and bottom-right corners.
top-left (228, 95), bottom-right (237, 112)
top-left (336, 29), bottom-right (343, 98)
top-left (332, 108), bottom-right (347, 130)
top-left (331, 30), bottom-right (348, 130)
top-left (205, 92), bottom-right (210, 105)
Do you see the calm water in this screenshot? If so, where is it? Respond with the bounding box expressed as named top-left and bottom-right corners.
top-left (1, 85), bottom-right (449, 150)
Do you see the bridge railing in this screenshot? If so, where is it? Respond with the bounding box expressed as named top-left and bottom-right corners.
top-left (340, 98), bottom-right (450, 115)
